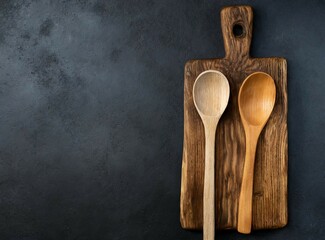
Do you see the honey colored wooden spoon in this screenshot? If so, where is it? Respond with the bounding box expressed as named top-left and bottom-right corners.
top-left (193, 70), bottom-right (230, 240)
top-left (237, 72), bottom-right (276, 234)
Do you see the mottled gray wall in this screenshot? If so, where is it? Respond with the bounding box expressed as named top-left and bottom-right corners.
top-left (0, 0), bottom-right (324, 239)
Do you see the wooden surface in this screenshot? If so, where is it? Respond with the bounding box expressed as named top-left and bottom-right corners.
top-left (193, 70), bottom-right (230, 239)
top-left (237, 72), bottom-right (276, 234)
top-left (180, 6), bottom-right (288, 230)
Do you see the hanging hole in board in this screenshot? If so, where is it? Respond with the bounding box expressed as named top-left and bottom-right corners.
top-left (233, 23), bottom-right (245, 38)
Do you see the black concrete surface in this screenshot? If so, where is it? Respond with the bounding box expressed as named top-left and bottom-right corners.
top-left (0, 0), bottom-right (324, 239)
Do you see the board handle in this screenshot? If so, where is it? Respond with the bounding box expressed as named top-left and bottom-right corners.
top-left (221, 6), bottom-right (253, 60)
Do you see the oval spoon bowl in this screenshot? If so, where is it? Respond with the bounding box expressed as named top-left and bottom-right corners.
top-left (193, 70), bottom-right (230, 118)
top-left (238, 72), bottom-right (276, 126)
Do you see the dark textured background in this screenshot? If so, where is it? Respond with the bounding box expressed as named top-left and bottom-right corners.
top-left (0, 0), bottom-right (324, 239)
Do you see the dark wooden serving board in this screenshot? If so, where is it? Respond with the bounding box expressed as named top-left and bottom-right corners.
top-left (180, 6), bottom-right (288, 230)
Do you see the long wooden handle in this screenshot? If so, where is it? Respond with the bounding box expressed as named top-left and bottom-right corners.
top-left (203, 123), bottom-right (217, 240)
top-left (237, 129), bottom-right (259, 234)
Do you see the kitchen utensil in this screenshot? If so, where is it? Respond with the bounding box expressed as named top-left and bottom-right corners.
top-left (180, 6), bottom-right (288, 230)
top-left (193, 70), bottom-right (230, 240)
top-left (237, 72), bottom-right (276, 234)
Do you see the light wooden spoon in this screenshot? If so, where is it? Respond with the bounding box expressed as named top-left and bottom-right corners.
top-left (193, 70), bottom-right (230, 240)
top-left (237, 72), bottom-right (276, 234)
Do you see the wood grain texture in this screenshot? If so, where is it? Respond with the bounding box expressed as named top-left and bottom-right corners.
top-left (180, 6), bottom-right (288, 231)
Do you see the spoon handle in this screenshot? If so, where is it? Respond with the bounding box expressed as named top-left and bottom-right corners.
top-left (238, 129), bottom-right (259, 234)
top-left (203, 123), bottom-right (217, 240)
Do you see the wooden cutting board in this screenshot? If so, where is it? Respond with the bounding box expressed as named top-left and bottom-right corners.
top-left (180, 6), bottom-right (288, 230)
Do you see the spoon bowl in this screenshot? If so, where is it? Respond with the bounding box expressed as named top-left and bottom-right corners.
top-left (238, 72), bottom-right (276, 126)
top-left (237, 72), bottom-right (276, 234)
top-left (193, 70), bottom-right (230, 240)
top-left (193, 71), bottom-right (230, 117)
